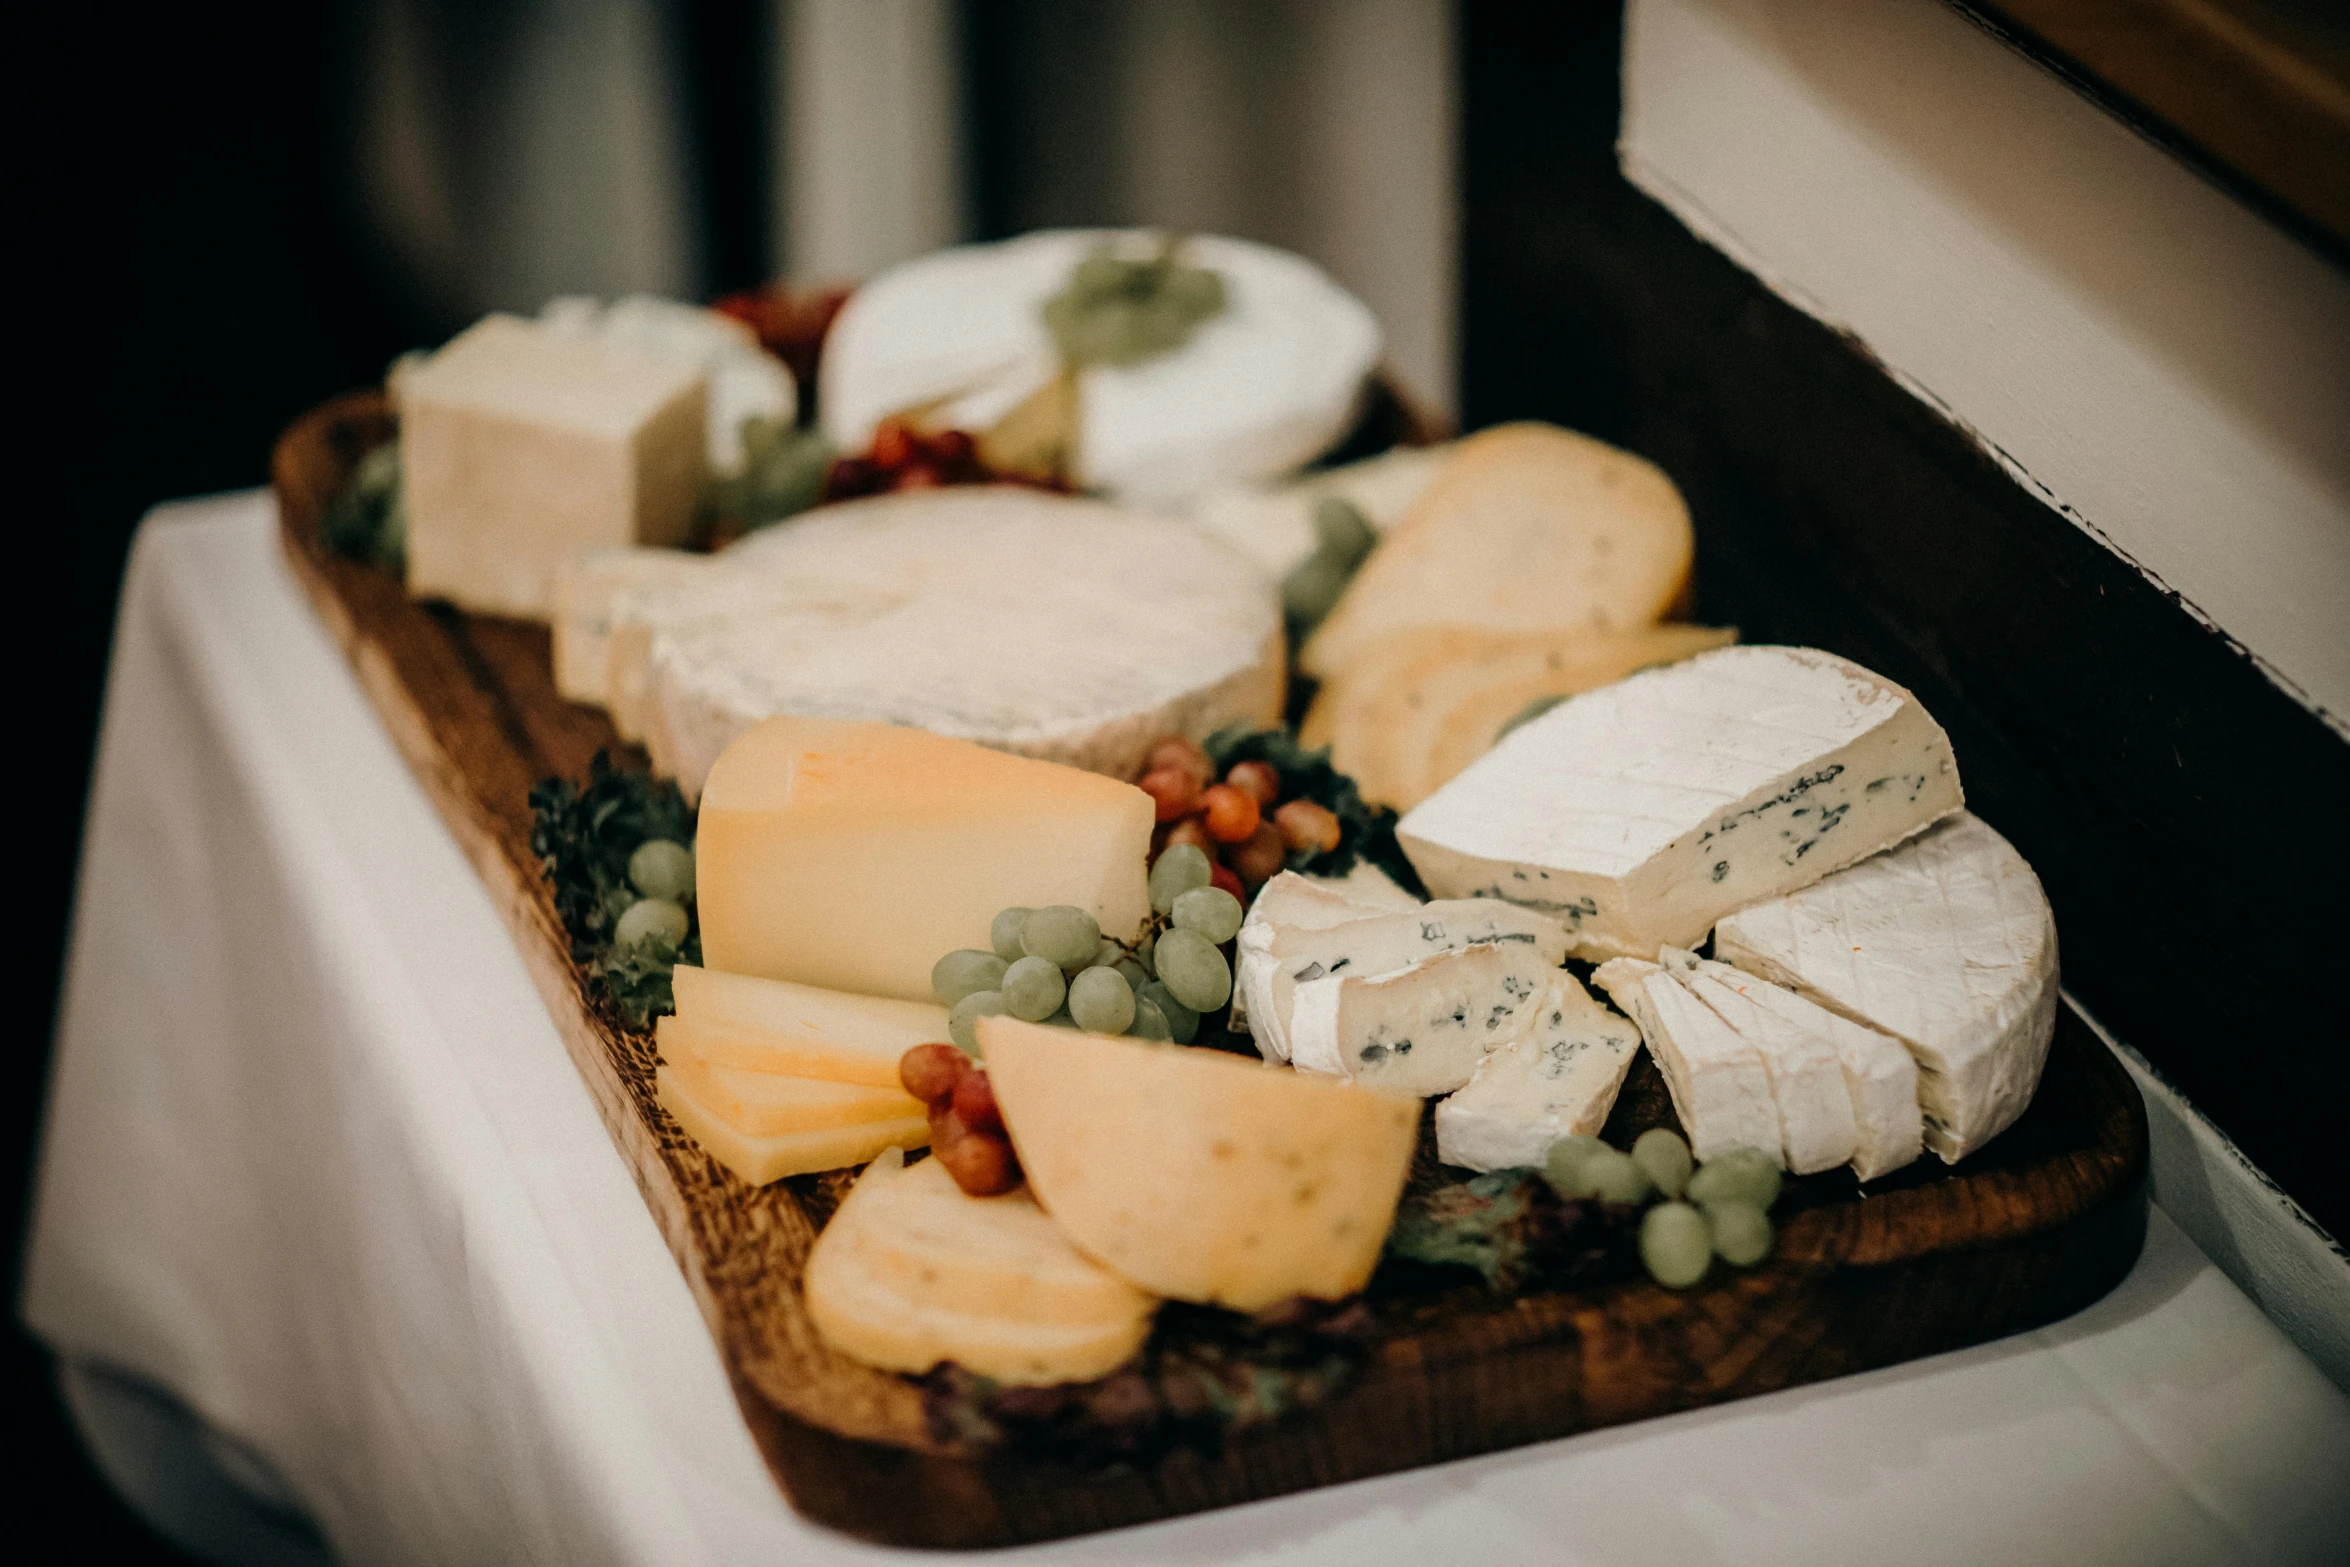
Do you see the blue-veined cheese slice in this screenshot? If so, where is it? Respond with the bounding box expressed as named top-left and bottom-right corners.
top-left (1434, 973), bottom-right (1641, 1172)
top-left (1231, 867), bottom-right (1422, 1046)
top-left (1287, 942), bottom-right (1559, 1096)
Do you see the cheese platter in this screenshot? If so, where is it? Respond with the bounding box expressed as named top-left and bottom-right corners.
top-left (270, 231), bottom-right (2147, 1548)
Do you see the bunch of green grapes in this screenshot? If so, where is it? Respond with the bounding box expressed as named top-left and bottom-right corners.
top-left (928, 844), bottom-right (1242, 1052)
top-left (1544, 1130), bottom-right (1781, 1288)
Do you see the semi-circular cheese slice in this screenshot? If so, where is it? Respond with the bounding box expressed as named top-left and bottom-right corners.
top-left (642, 488), bottom-right (1282, 798)
top-left (819, 230), bottom-right (1382, 507)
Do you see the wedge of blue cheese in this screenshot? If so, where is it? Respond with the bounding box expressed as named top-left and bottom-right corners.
top-left (1434, 973), bottom-right (1641, 1172)
top-left (1239, 898), bottom-right (1568, 1065)
top-left (1593, 957), bottom-right (1781, 1163)
top-left (1232, 868), bottom-right (1423, 1048)
top-left (1713, 812), bottom-right (2057, 1162)
top-left (1678, 954), bottom-right (1922, 1181)
top-left (1287, 943), bottom-right (1559, 1096)
top-left (1659, 946), bottom-right (1857, 1175)
top-left (1396, 646), bottom-right (1964, 960)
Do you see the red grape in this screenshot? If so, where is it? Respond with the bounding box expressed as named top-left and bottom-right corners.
top-left (952, 1068), bottom-right (1004, 1134)
top-left (1274, 799), bottom-right (1342, 856)
top-left (1224, 760), bottom-right (1281, 806)
top-left (1138, 768), bottom-right (1200, 823)
top-left (899, 1042), bottom-right (970, 1104)
top-left (1199, 783), bottom-right (1261, 843)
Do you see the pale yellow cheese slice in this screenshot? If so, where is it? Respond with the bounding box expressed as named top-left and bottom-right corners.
top-left (668, 966), bottom-right (949, 1087)
top-left (978, 1017), bottom-right (1419, 1311)
top-left (658, 1041), bottom-right (926, 1135)
top-left (656, 1063), bottom-right (929, 1186)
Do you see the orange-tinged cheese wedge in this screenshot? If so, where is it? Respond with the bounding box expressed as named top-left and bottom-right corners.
top-left (695, 717), bottom-right (1153, 1002)
top-left (978, 1017), bottom-right (1420, 1311)
top-left (658, 1038), bottom-right (927, 1135)
top-left (663, 970), bottom-right (949, 1087)
top-left (656, 1063), bottom-right (929, 1186)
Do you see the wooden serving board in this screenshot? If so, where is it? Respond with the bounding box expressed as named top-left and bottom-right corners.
top-left (272, 392), bottom-right (2150, 1550)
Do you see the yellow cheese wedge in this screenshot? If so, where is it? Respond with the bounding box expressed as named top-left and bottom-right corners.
top-left (978, 1017), bottom-right (1420, 1311)
top-left (696, 717), bottom-right (1154, 1002)
top-left (658, 1041), bottom-right (927, 1135)
top-left (656, 1063), bottom-right (929, 1185)
top-left (804, 1150), bottom-right (1157, 1384)
top-left (668, 966), bottom-right (949, 1087)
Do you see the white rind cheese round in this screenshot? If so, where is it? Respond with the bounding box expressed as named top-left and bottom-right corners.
top-left (638, 488), bottom-right (1282, 798)
top-left (819, 230), bottom-right (1382, 507)
top-left (1713, 812), bottom-right (2058, 1163)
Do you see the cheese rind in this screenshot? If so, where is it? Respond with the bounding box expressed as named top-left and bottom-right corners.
top-left (1659, 946), bottom-right (1857, 1176)
top-left (1241, 900), bottom-right (1569, 1066)
top-left (1286, 942), bottom-right (1559, 1096)
top-left (668, 966), bottom-right (951, 1087)
top-left (1231, 868), bottom-right (1422, 1044)
top-left (1592, 959), bottom-right (1782, 1163)
top-left (1399, 645), bottom-right (1964, 960)
top-left (1713, 812), bottom-right (2057, 1162)
top-left (695, 718), bottom-right (1153, 1003)
top-left (655, 1064), bottom-right (928, 1185)
top-left (1434, 973), bottom-right (1641, 1172)
top-left (1683, 956), bottom-right (1922, 1182)
top-left (978, 1017), bottom-right (1419, 1310)
top-left (549, 548), bottom-right (721, 707)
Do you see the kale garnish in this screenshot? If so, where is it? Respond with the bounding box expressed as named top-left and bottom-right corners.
top-left (1203, 724), bottom-right (1426, 895)
top-left (1383, 1169), bottom-right (1639, 1292)
top-left (320, 439), bottom-right (406, 570)
top-left (528, 752), bottom-right (700, 1026)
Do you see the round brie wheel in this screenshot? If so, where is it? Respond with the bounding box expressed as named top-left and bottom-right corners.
top-left (642, 487), bottom-right (1283, 799)
top-left (819, 230), bottom-right (1382, 509)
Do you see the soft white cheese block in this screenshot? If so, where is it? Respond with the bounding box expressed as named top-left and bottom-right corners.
top-left (641, 488), bottom-right (1282, 800)
top-left (540, 294), bottom-right (795, 476)
top-left (399, 314), bottom-right (707, 619)
top-left (1190, 443), bottom-right (1452, 580)
top-left (1287, 942), bottom-right (1558, 1096)
top-left (1713, 812), bottom-right (2058, 1163)
top-left (1592, 958), bottom-right (1782, 1163)
top-left (821, 230), bottom-right (1381, 508)
top-left (549, 547), bottom-right (720, 707)
top-left (1240, 900), bottom-right (1569, 1067)
top-left (1398, 645), bottom-right (1964, 961)
top-left (1681, 955), bottom-right (1922, 1182)
top-left (1231, 867), bottom-right (1422, 1044)
top-left (1658, 946), bottom-right (1857, 1176)
top-left (1434, 973), bottom-right (1641, 1172)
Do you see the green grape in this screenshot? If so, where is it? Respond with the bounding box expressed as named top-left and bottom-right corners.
top-left (1068, 967), bottom-right (1137, 1035)
top-left (1171, 885), bottom-right (1243, 944)
top-left (990, 907), bottom-right (1034, 963)
top-left (1311, 496), bottom-right (1376, 568)
top-left (1687, 1149), bottom-right (1783, 1211)
top-left (1021, 905), bottom-right (1101, 968)
top-left (1542, 1134), bottom-right (1610, 1198)
top-left (627, 839), bottom-right (696, 901)
top-left (1706, 1201), bottom-right (1774, 1268)
top-left (613, 897), bottom-right (689, 954)
top-left (1002, 955), bottom-right (1068, 1022)
top-left (1631, 1128), bottom-right (1694, 1199)
top-left (1569, 1147), bottom-right (1655, 1205)
top-left (1154, 928), bottom-right (1231, 1012)
top-left (1281, 552), bottom-right (1350, 629)
top-left (1111, 956), bottom-right (1151, 992)
top-left (949, 990), bottom-right (1007, 1053)
top-left (1139, 981), bottom-right (1199, 1044)
top-left (1043, 1008), bottom-right (1080, 1029)
top-left (1130, 995), bottom-right (1174, 1041)
top-left (1085, 938), bottom-right (1124, 970)
top-left (1149, 845), bottom-right (1214, 915)
top-left (931, 949), bottom-right (1008, 1008)
top-left (1640, 1202), bottom-right (1713, 1289)
top-left (1134, 928), bottom-right (1158, 975)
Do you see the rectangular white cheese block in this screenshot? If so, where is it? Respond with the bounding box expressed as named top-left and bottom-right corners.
top-left (400, 314), bottom-right (707, 619)
top-left (1287, 942), bottom-right (1558, 1096)
top-left (1232, 868), bottom-right (1421, 1045)
top-left (549, 547), bottom-right (718, 707)
top-left (1714, 812), bottom-right (2057, 1162)
top-left (1434, 973), bottom-right (1641, 1172)
top-left (1592, 958), bottom-right (1782, 1163)
top-left (1682, 955), bottom-right (1921, 1181)
top-left (1659, 946), bottom-right (1857, 1175)
top-left (1396, 645), bottom-right (1963, 960)
top-left (695, 717), bottom-right (1153, 1003)
top-left (1240, 899), bottom-right (1568, 1065)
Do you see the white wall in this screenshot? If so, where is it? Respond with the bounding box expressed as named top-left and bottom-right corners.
top-left (1620, 0), bottom-right (2350, 733)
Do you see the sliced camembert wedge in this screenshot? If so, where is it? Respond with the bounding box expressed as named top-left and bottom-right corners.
top-left (1679, 955), bottom-right (1922, 1181)
top-left (1658, 946), bottom-right (1857, 1176)
top-left (1232, 868), bottom-right (1422, 1045)
top-left (1713, 812), bottom-right (2057, 1163)
top-left (1286, 941), bottom-right (1558, 1096)
top-left (1240, 899), bottom-right (1568, 1065)
top-left (1592, 958), bottom-right (1781, 1163)
top-left (1434, 973), bottom-right (1641, 1172)
top-left (1398, 645), bottom-right (1963, 960)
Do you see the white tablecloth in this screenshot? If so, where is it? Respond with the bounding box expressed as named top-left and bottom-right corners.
top-left (26, 493), bottom-right (2350, 1566)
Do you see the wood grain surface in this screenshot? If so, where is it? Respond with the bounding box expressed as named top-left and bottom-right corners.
top-left (272, 392), bottom-right (2150, 1549)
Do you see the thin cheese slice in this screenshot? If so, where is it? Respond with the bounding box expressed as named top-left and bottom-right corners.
top-left (1434, 973), bottom-right (1641, 1172)
top-left (1659, 946), bottom-right (1857, 1175)
top-left (657, 1038), bottom-right (926, 1135)
top-left (1286, 941), bottom-right (1559, 1096)
top-left (1592, 958), bottom-right (1781, 1164)
top-left (656, 1064), bottom-right (929, 1185)
top-left (668, 966), bottom-right (949, 1087)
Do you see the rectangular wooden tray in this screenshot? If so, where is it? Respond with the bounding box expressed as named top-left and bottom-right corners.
top-left (273, 392), bottom-right (2149, 1549)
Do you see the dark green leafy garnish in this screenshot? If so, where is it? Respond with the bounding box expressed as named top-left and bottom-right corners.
top-left (1041, 235), bottom-right (1228, 369)
top-left (529, 752), bottom-right (700, 1026)
top-left (1204, 724), bottom-right (1425, 894)
top-left (704, 415), bottom-right (833, 537)
top-left (320, 440), bottom-right (405, 570)
top-left (1383, 1168), bottom-right (1639, 1292)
